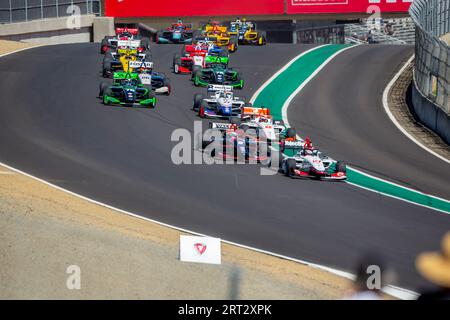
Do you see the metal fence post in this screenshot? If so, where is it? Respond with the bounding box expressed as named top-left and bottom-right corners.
top-left (9, 0), bottom-right (12, 23)
top-left (25, 0), bottom-right (27, 22)
top-left (56, 0), bottom-right (59, 18)
top-left (41, 0), bottom-right (43, 19)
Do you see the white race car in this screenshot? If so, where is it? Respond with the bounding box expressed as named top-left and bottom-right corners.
top-left (193, 85), bottom-right (246, 118)
top-left (280, 144), bottom-right (347, 180)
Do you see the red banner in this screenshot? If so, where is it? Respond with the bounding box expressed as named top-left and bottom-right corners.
top-left (287, 0), bottom-right (412, 14)
top-left (105, 0), bottom-right (284, 18)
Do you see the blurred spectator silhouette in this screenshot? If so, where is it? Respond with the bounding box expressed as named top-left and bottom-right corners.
top-left (344, 251), bottom-right (396, 300)
top-left (416, 232), bottom-right (450, 300)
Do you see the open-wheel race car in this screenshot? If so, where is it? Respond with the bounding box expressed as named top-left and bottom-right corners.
top-left (228, 19), bottom-right (266, 46)
top-left (99, 71), bottom-right (156, 108)
top-left (100, 26), bottom-right (150, 54)
top-left (157, 20), bottom-right (194, 44)
top-left (279, 137), bottom-right (347, 180)
top-left (172, 40), bottom-right (228, 74)
top-left (193, 85), bottom-right (247, 118)
top-left (191, 62), bottom-right (243, 89)
top-left (196, 106), bottom-right (297, 163)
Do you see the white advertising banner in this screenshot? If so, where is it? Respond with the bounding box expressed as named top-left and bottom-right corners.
top-left (179, 235), bottom-right (221, 265)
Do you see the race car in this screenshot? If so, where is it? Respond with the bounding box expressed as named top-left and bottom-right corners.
top-left (203, 24), bottom-right (238, 52)
top-left (235, 107), bottom-right (286, 141)
top-left (98, 71), bottom-right (156, 108)
top-left (193, 85), bottom-right (246, 118)
top-left (157, 20), bottom-right (194, 44)
top-left (191, 63), bottom-right (243, 89)
top-left (228, 19), bottom-right (266, 46)
top-left (100, 27), bottom-right (150, 54)
top-left (172, 40), bottom-right (228, 74)
top-left (132, 61), bottom-right (171, 95)
top-left (279, 138), bottom-right (347, 180)
top-left (102, 44), bottom-right (152, 78)
top-left (196, 121), bottom-right (269, 163)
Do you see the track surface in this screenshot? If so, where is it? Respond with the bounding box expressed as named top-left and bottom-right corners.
top-left (289, 45), bottom-right (450, 200)
top-left (0, 43), bottom-right (449, 291)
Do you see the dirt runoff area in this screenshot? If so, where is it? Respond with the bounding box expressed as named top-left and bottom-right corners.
top-left (0, 41), bottom-right (351, 299)
top-left (0, 40), bottom-right (36, 56)
top-left (0, 163), bottom-right (352, 299)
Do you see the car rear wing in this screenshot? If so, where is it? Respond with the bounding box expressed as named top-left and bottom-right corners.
top-left (129, 61), bottom-right (153, 69)
top-left (205, 25), bottom-right (228, 33)
top-left (117, 39), bottom-right (142, 49)
top-left (116, 27), bottom-right (138, 36)
top-left (242, 107), bottom-right (270, 117)
top-left (207, 84), bottom-right (233, 93)
top-left (208, 122), bottom-right (234, 131)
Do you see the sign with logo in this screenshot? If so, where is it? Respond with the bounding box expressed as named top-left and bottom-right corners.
top-left (179, 235), bottom-right (221, 264)
top-left (287, 0), bottom-right (412, 14)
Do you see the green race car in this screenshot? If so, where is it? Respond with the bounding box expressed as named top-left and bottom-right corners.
top-left (191, 62), bottom-right (243, 89)
top-left (99, 72), bottom-right (156, 108)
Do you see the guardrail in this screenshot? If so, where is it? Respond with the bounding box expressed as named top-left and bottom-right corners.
top-left (0, 0), bottom-right (101, 24)
top-left (410, 0), bottom-right (450, 115)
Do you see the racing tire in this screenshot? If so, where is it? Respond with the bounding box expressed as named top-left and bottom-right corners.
top-left (230, 37), bottom-right (238, 52)
top-left (100, 39), bottom-right (108, 54)
top-left (163, 78), bottom-right (171, 96)
top-left (104, 50), bottom-right (114, 61)
top-left (285, 158), bottom-right (297, 177)
top-left (219, 48), bottom-right (229, 57)
top-left (335, 161), bottom-right (347, 173)
top-left (141, 38), bottom-right (150, 50)
top-left (102, 58), bottom-right (111, 78)
top-left (191, 65), bottom-right (201, 78)
top-left (230, 117), bottom-right (241, 125)
top-left (193, 93), bottom-right (204, 110)
top-left (99, 81), bottom-right (109, 98)
top-left (143, 50), bottom-right (152, 62)
top-left (173, 54), bottom-right (181, 74)
top-left (285, 128), bottom-right (296, 139)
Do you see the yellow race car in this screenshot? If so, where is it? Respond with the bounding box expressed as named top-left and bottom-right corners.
top-left (228, 19), bottom-right (266, 46)
top-left (203, 23), bottom-right (238, 52)
top-left (102, 46), bottom-right (153, 77)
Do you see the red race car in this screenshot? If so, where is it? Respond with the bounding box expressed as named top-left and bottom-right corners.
top-left (100, 27), bottom-right (150, 54)
top-left (172, 42), bottom-right (209, 74)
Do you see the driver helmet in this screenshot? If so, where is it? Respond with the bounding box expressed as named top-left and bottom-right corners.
top-left (304, 136), bottom-right (313, 151)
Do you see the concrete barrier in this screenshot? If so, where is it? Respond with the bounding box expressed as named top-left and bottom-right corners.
top-left (411, 82), bottom-right (450, 145)
top-left (0, 15), bottom-right (114, 44)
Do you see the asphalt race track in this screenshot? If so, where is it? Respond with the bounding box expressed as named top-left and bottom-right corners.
top-left (0, 43), bottom-right (449, 291)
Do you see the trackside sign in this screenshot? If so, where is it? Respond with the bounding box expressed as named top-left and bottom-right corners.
top-left (180, 235), bottom-right (221, 264)
top-left (287, 0), bottom-right (412, 14)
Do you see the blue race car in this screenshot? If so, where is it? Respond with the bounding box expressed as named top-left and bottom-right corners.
top-left (192, 84), bottom-right (245, 118)
top-left (157, 21), bottom-right (194, 44)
